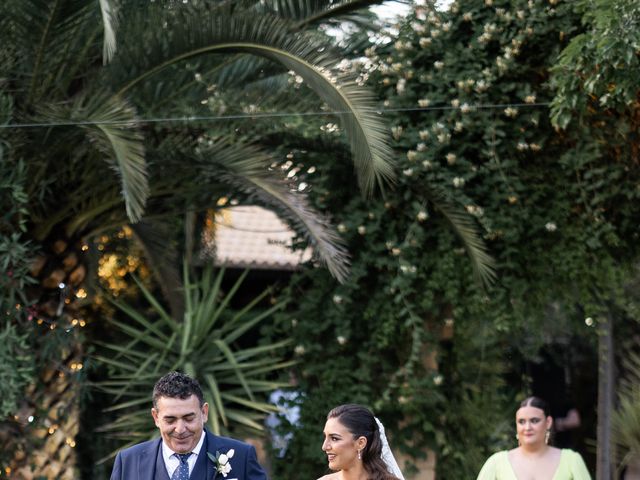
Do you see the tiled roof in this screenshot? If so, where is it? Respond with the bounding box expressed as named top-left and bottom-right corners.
top-left (213, 206), bottom-right (312, 270)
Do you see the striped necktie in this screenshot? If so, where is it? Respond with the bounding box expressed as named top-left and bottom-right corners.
top-left (171, 452), bottom-right (192, 480)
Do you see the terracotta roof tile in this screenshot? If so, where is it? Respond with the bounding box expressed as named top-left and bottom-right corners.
top-left (213, 206), bottom-right (312, 270)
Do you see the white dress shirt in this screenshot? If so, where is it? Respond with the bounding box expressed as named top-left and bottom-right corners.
top-left (161, 433), bottom-right (205, 478)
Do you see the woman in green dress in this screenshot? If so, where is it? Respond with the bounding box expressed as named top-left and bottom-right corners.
top-left (477, 397), bottom-right (591, 480)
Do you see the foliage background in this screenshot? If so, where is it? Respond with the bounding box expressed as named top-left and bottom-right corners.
top-left (1, 0), bottom-right (639, 478)
top-left (267, 0), bottom-right (639, 478)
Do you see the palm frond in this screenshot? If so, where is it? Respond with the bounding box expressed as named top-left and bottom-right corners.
top-left (109, 9), bottom-right (395, 196)
top-left (426, 186), bottom-right (496, 289)
top-left (82, 95), bottom-right (149, 222)
top-left (288, 0), bottom-right (386, 29)
top-left (7, 0), bottom-right (101, 101)
top-left (99, 0), bottom-right (118, 64)
top-left (192, 138), bottom-right (351, 282)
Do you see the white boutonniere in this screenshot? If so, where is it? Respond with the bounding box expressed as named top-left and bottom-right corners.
top-left (207, 449), bottom-right (234, 477)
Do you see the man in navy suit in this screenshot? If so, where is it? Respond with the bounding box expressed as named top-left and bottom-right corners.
top-left (110, 372), bottom-right (268, 480)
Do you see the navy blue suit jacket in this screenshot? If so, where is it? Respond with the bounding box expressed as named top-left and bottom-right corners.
top-left (110, 430), bottom-right (267, 480)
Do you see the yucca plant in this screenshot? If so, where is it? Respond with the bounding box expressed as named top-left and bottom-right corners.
top-left (95, 264), bottom-right (293, 455)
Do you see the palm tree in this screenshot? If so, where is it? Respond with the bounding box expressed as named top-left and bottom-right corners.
top-left (0, 0), bottom-right (396, 477)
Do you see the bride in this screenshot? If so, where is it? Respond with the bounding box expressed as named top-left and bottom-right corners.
top-left (318, 404), bottom-right (404, 480)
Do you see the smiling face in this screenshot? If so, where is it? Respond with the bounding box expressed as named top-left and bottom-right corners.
top-left (515, 405), bottom-right (552, 447)
top-left (321, 417), bottom-right (366, 472)
top-left (151, 394), bottom-right (209, 453)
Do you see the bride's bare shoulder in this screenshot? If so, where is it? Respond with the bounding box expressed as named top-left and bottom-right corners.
top-left (317, 474), bottom-right (339, 480)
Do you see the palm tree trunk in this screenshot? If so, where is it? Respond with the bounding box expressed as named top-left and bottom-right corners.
top-left (7, 236), bottom-right (86, 480)
top-left (12, 351), bottom-right (82, 480)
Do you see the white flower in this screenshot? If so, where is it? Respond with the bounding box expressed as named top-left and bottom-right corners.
top-left (504, 107), bottom-right (518, 118)
top-left (391, 248), bottom-right (401, 256)
top-left (454, 121), bottom-right (464, 132)
top-left (411, 22), bottom-right (425, 34)
top-left (466, 205), bottom-right (484, 217)
top-left (396, 77), bottom-right (406, 94)
top-left (452, 177), bottom-right (465, 188)
top-left (391, 125), bottom-right (404, 140)
top-left (463, 12), bottom-right (473, 21)
top-left (422, 160), bottom-right (433, 169)
top-left (419, 129), bottom-right (430, 140)
top-left (517, 142), bottom-right (529, 151)
top-left (333, 295), bottom-right (343, 304)
top-left (209, 449), bottom-right (235, 477)
top-left (403, 168), bottom-right (414, 177)
top-left (545, 222), bottom-right (557, 232)
top-left (337, 335), bottom-right (347, 345)
top-left (530, 143), bottom-right (542, 152)
top-left (294, 345), bottom-right (306, 355)
top-left (417, 211), bottom-right (429, 221)
top-left (357, 225), bottom-right (367, 235)
top-left (475, 80), bottom-right (489, 92)
top-left (337, 223), bottom-right (347, 233)
top-left (419, 37), bottom-right (432, 48)
top-left (407, 150), bottom-right (418, 161)
top-left (451, 99), bottom-right (460, 108)
top-left (433, 375), bottom-right (443, 386)
top-left (418, 98), bottom-right (431, 107)
top-left (585, 317), bottom-right (594, 327)
top-left (434, 61), bottom-right (444, 70)
top-left (400, 264), bottom-right (417, 274)
top-left (437, 133), bottom-right (451, 144)
top-left (417, 142), bottom-right (427, 152)
top-left (460, 103), bottom-right (472, 114)
top-left (446, 153), bottom-right (457, 165)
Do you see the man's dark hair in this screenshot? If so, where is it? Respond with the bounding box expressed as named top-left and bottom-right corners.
top-left (152, 371), bottom-right (205, 408)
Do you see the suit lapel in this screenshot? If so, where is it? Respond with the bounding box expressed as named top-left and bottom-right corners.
top-left (139, 438), bottom-right (161, 480)
top-left (205, 431), bottom-right (219, 480)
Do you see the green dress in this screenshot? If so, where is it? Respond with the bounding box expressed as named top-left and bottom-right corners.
top-left (476, 449), bottom-right (591, 480)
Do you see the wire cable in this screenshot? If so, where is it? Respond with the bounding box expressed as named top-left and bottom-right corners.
top-left (0, 102), bottom-right (550, 129)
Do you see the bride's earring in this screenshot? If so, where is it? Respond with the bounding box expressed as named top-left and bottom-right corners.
top-left (515, 433), bottom-right (520, 446)
top-left (358, 449), bottom-right (362, 460)
top-left (545, 430), bottom-right (550, 445)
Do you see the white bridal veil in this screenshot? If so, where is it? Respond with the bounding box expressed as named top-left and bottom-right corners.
top-left (375, 417), bottom-right (405, 480)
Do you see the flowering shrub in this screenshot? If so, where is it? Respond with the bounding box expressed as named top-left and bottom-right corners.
top-left (271, 0), bottom-right (640, 478)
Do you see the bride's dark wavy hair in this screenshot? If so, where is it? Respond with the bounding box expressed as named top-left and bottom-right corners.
top-left (327, 404), bottom-right (400, 480)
